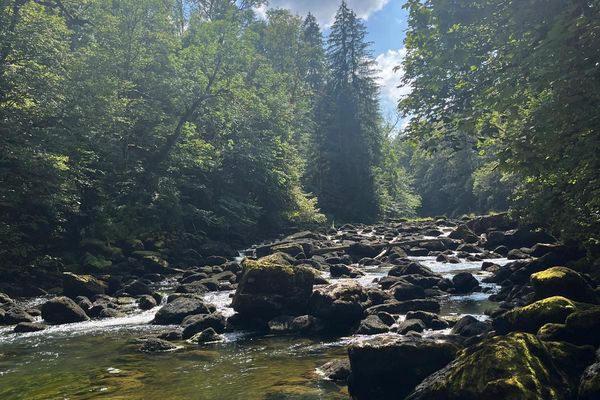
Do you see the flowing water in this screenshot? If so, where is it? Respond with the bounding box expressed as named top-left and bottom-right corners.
top-left (0, 253), bottom-right (510, 400)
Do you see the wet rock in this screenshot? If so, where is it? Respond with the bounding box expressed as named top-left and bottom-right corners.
top-left (531, 266), bottom-right (597, 303)
top-left (0, 292), bottom-right (14, 306)
top-left (308, 281), bottom-right (369, 331)
top-left (2, 307), bottom-right (35, 324)
top-left (153, 297), bottom-right (212, 325)
top-left (62, 272), bottom-right (107, 298)
top-left (139, 337), bottom-right (179, 353)
top-left (405, 332), bottom-right (593, 400)
top-left (288, 315), bottom-right (325, 333)
top-left (182, 312), bottom-right (226, 339)
top-left (232, 253), bottom-right (314, 320)
top-left (122, 280), bottom-right (152, 296)
top-left (376, 312), bottom-right (396, 326)
top-left (388, 262), bottom-right (439, 278)
top-left (41, 296), bottom-right (90, 324)
top-left (140, 255), bottom-right (170, 273)
top-left (348, 335), bottom-right (460, 400)
top-left (137, 295), bottom-right (157, 310)
top-left (204, 255), bottom-right (228, 266)
top-left (356, 315), bottom-right (389, 334)
top-left (189, 327), bottom-right (223, 344)
top-left (75, 296), bottom-right (93, 312)
top-left (448, 225), bottom-right (479, 244)
top-left (507, 248), bottom-right (531, 260)
top-left (405, 311), bottom-right (449, 330)
top-left (348, 242), bottom-right (382, 259)
top-left (450, 315), bottom-right (489, 337)
top-left (14, 322), bottom-right (47, 333)
top-left (579, 362), bottom-right (600, 400)
top-left (391, 282), bottom-right (426, 301)
top-left (271, 242), bottom-right (305, 258)
top-left (319, 359), bottom-right (351, 382)
top-left (451, 272), bottom-right (479, 293)
top-left (401, 274), bottom-right (441, 289)
top-left (397, 318), bottom-right (426, 334)
top-left (175, 281), bottom-right (210, 294)
top-left (98, 308), bottom-right (125, 319)
top-left (329, 264), bottom-right (364, 278)
top-left (538, 306), bottom-right (600, 347)
top-left (493, 295), bottom-right (577, 334)
top-left (366, 299), bottom-right (441, 315)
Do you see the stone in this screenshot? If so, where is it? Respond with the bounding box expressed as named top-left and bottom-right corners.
top-left (448, 225), bottom-right (479, 243)
top-left (388, 262), bottom-right (439, 278)
top-left (329, 264), bottom-right (364, 278)
top-left (356, 315), bottom-right (389, 334)
top-left (531, 266), bottom-right (597, 303)
top-left (232, 253), bottom-right (314, 320)
top-left (309, 281), bottom-right (369, 330)
top-left (122, 280), bottom-right (152, 296)
top-left (13, 322), bottom-right (47, 333)
top-left (579, 362), bottom-right (600, 400)
top-left (182, 312), bottom-right (226, 339)
top-left (348, 335), bottom-right (460, 400)
top-left (153, 297), bottom-right (212, 325)
top-left (62, 272), bottom-right (107, 298)
top-left (452, 272), bottom-right (479, 293)
top-left (405, 311), bottom-right (449, 330)
top-left (319, 359), bottom-right (351, 382)
top-left (137, 295), bottom-right (158, 310)
top-left (41, 296), bottom-right (90, 324)
top-left (2, 307), bottom-right (35, 324)
top-left (450, 315), bottom-right (489, 337)
top-left (139, 337), bottom-right (178, 353)
top-left (397, 319), bottom-right (426, 334)
top-left (391, 282), bottom-right (426, 301)
top-left (189, 327), bottom-right (223, 344)
top-left (493, 296), bottom-right (577, 334)
top-left (405, 332), bottom-right (593, 400)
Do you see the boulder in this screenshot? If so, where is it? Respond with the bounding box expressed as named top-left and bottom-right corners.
top-left (41, 296), bottom-right (90, 324)
top-left (348, 335), bottom-right (460, 400)
top-left (397, 318), bottom-right (426, 334)
top-left (538, 307), bottom-right (600, 347)
top-left (309, 281), bottom-right (369, 330)
top-left (62, 272), bottom-right (107, 298)
top-left (137, 295), bottom-right (158, 310)
top-left (405, 311), bottom-right (449, 330)
top-left (388, 262), bottom-right (439, 278)
top-left (153, 297), bottom-right (212, 325)
top-left (318, 359), bottom-right (351, 382)
top-left (182, 312), bottom-right (226, 339)
top-left (139, 338), bottom-right (178, 353)
top-left (531, 266), bottom-right (597, 303)
top-left (271, 242), bottom-right (305, 258)
top-left (14, 322), bottom-right (47, 333)
top-left (493, 296), bottom-right (577, 334)
top-left (329, 264), bottom-right (364, 278)
top-left (0, 292), bottom-right (14, 305)
top-left (392, 282), bottom-right (426, 301)
top-left (232, 253), bottom-right (314, 320)
top-left (450, 315), bottom-right (489, 337)
top-left (356, 315), bottom-right (389, 334)
top-left (452, 272), bottom-right (479, 293)
top-left (405, 332), bottom-right (593, 400)
top-left (122, 280), bottom-right (152, 296)
top-left (2, 307), bottom-right (35, 324)
top-left (189, 327), bottom-right (223, 344)
top-left (579, 362), bottom-right (600, 400)
top-left (448, 225), bottom-right (479, 244)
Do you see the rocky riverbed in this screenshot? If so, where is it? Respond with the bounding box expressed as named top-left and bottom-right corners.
top-left (1, 214), bottom-right (599, 399)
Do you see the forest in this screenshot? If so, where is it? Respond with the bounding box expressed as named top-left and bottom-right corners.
top-left (1, 1), bottom-right (600, 399)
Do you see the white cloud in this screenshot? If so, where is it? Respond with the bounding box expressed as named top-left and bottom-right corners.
top-left (375, 47), bottom-right (410, 110)
top-left (263, 0), bottom-right (390, 26)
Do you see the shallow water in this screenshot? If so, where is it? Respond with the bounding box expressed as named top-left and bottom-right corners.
top-left (0, 252), bottom-right (510, 400)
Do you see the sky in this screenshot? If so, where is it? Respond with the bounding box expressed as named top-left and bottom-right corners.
top-left (256, 0), bottom-right (410, 117)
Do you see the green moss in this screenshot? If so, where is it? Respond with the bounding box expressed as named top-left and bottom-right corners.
top-left (495, 296), bottom-right (576, 334)
top-left (241, 252), bottom-right (296, 274)
top-left (531, 267), bottom-right (568, 281)
top-left (531, 266), bottom-right (596, 303)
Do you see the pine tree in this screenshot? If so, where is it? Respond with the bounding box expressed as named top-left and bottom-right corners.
top-left (310, 2), bottom-right (382, 222)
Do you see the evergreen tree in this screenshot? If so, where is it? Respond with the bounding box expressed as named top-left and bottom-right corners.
top-left (310, 2), bottom-right (382, 222)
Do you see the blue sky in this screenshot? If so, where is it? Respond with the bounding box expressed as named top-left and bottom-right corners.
top-left (256, 0), bottom-right (410, 116)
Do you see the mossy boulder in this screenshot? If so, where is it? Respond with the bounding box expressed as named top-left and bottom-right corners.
top-left (531, 266), bottom-right (597, 303)
top-left (62, 272), bottom-right (107, 298)
top-left (538, 306), bottom-right (600, 346)
top-left (406, 332), bottom-right (594, 400)
top-left (231, 253), bottom-right (315, 320)
top-left (82, 253), bottom-right (112, 271)
top-left (493, 296), bottom-right (577, 334)
top-left (347, 335), bottom-right (461, 400)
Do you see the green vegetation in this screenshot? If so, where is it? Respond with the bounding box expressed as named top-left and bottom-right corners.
top-left (398, 0), bottom-right (600, 246)
top-left (0, 1), bottom-right (417, 270)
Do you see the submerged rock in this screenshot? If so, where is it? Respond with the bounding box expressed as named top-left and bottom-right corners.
top-left (232, 253), bottom-right (314, 320)
top-left (41, 296), bottom-right (90, 324)
top-left (188, 327), bottom-right (224, 344)
top-left (182, 312), bottom-right (226, 339)
top-left (347, 335), bottom-right (460, 400)
top-left (530, 266), bottom-right (597, 303)
top-left (405, 332), bottom-right (594, 400)
top-left (318, 359), bottom-right (351, 382)
top-left (139, 337), bottom-right (179, 353)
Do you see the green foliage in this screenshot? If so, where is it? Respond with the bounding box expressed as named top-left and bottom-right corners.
top-left (400, 0), bottom-right (600, 243)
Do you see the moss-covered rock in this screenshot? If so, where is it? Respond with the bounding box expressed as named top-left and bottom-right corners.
top-left (348, 335), bottom-right (461, 400)
top-left (538, 306), bottom-right (600, 346)
top-left (62, 272), bottom-right (107, 298)
top-left (531, 266), bottom-right (597, 303)
top-left (82, 253), bottom-right (112, 271)
top-left (493, 296), bottom-right (577, 334)
top-left (232, 253), bottom-right (314, 320)
top-left (406, 332), bottom-right (594, 400)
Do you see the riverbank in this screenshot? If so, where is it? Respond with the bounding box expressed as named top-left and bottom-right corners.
top-left (1, 214), bottom-right (599, 399)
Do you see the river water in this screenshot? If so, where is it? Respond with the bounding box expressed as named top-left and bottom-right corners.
top-left (0, 255), bottom-right (509, 400)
